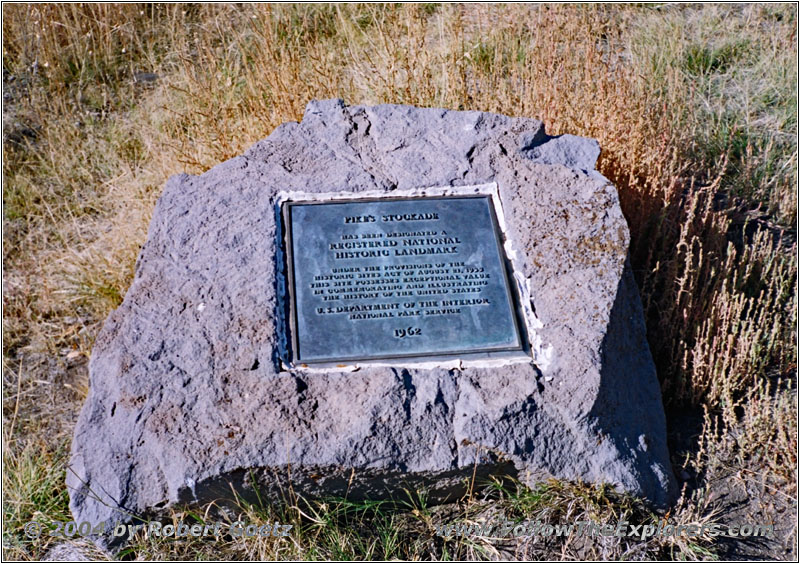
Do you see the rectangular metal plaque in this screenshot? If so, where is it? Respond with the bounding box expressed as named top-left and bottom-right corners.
top-left (283, 195), bottom-right (523, 363)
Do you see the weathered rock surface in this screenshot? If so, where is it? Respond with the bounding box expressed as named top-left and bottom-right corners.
top-left (68, 99), bottom-right (676, 534)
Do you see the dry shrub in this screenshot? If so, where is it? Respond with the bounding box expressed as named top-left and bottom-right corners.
top-left (636, 170), bottom-right (796, 408)
top-left (697, 377), bottom-right (797, 489)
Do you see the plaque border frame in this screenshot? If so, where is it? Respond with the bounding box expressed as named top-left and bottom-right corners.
top-left (282, 194), bottom-right (526, 364)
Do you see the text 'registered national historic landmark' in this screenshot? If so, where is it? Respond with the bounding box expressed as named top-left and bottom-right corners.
top-left (68, 99), bottom-right (677, 542)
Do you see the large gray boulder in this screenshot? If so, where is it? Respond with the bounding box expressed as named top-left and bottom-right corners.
top-left (68, 100), bottom-right (676, 533)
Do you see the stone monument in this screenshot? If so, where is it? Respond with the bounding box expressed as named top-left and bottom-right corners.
top-left (68, 99), bottom-right (677, 534)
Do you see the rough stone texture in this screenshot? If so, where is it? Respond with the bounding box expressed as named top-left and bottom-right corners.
top-left (68, 100), bottom-right (676, 535)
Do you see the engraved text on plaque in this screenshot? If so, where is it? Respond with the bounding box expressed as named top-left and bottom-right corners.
top-left (284, 195), bottom-right (522, 363)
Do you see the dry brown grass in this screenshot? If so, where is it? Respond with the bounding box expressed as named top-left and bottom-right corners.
top-left (3, 3), bottom-right (796, 560)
